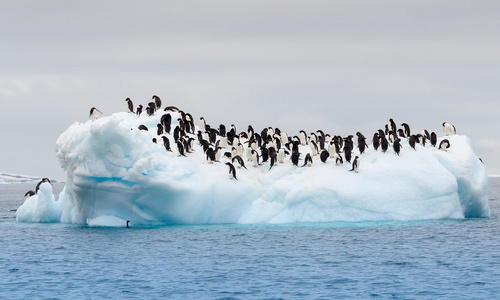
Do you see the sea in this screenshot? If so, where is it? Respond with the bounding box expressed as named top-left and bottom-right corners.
top-left (1, 180), bottom-right (500, 300)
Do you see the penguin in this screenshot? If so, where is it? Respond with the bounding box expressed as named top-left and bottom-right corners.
top-left (199, 117), bottom-right (206, 133)
top-left (147, 102), bottom-right (156, 116)
top-left (443, 122), bottom-right (456, 136)
top-left (161, 114), bottom-right (172, 134)
top-left (439, 139), bottom-right (450, 151)
top-left (280, 132), bottom-right (289, 145)
top-left (157, 124), bottom-right (164, 136)
top-left (320, 150), bottom-right (329, 163)
top-left (397, 129), bottom-right (406, 138)
top-left (357, 136), bottom-right (368, 155)
top-left (344, 144), bottom-right (352, 163)
top-left (215, 147), bottom-right (222, 162)
top-left (232, 155), bottom-right (248, 169)
top-left (401, 123), bottom-right (411, 138)
top-left (161, 136), bottom-right (172, 152)
top-left (409, 135), bottom-right (417, 150)
top-left (417, 134), bottom-right (426, 147)
top-left (349, 156), bottom-right (360, 173)
top-left (393, 139), bottom-right (402, 156)
top-left (138, 125), bottom-right (148, 131)
top-left (35, 178), bottom-right (51, 194)
top-left (291, 152), bottom-right (300, 166)
top-left (176, 141), bottom-right (187, 157)
top-left (219, 124), bottom-right (226, 137)
top-left (261, 147), bottom-right (269, 163)
top-left (334, 153), bottom-right (343, 165)
top-left (251, 149), bottom-right (260, 167)
top-left (387, 119), bottom-right (397, 135)
top-left (278, 148), bottom-right (286, 163)
top-left (430, 132), bottom-right (437, 147)
top-left (226, 162), bottom-right (238, 180)
top-left (310, 140), bottom-right (319, 156)
top-left (152, 95), bottom-right (162, 110)
top-left (380, 136), bottom-right (389, 153)
top-left (421, 130), bottom-right (430, 140)
top-left (24, 190), bottom-right (35, 197)
top-left (125, 98), bottom-right (134, 113)
top-left (206, 147), bottom-right (215, 164)
top-left (126, 220), bottom-right (131, 228)
top-left (164, 106), bottom-right (179, 112)
top-left (89, 107), bottom-right (102, 121)
top-left (302, 153), bottom-right (313, 167)
top-left (136, 105), bottom-right (143, 116)
top-left (328, 142), bottom-right (337, 158)
top-left (152, 138), bottom-right (157, 144)
top-left (372, 133), bottom-right (380, 151)
top-left (299, 130), bottom-right (307, 145)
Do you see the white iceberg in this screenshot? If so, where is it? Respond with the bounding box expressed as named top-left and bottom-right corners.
top-left (17, 110), bottom-right (489, 225)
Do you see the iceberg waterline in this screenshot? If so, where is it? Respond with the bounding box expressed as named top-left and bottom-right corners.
top-left (17, 111), bottom-right (489, 226)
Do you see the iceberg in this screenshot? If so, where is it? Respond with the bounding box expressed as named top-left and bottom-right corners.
top-left (17, 109), bottom-right (489, 226)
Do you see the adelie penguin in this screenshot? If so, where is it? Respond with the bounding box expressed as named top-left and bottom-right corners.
top-left (439, 139), bottom-right (450, 151)
top-left (443, 122), bottom-right (456, 136)
top-left (350, 156), bottom-right (360, 173)
top-left (232, 155), bottom-right (248, 169)
top-left (161, 136), bottom-right (172, 152)
top-left (320, 150), bottom-right (329, 163)
top-left (302, 153), bottom-right (313, 167)
top-left (226, 162), bottom-right (238, 180)
top-left (291, 152), bottom-right (300, 166)
top-left (176, 141), bottom-right (187, 157)
top-left (430, 132), bottom-right (437, 147)
top-left (89, 107), bottom-right (102, 121)
top-left (35, 178), bottom-right (52, 194)
top-left (125, 98), bottom-right (134, 113)
top-left (24, 190), bottom-right (35, 197)
top-left (152, 95), bottom-right (162, 110)
top-left (393, 139), bottom-right (402, 156)
top-left (136, 105), bottom-right (143, 116)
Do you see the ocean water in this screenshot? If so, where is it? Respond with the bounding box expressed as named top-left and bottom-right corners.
top-left (1, 181), bottom-right (500, 299)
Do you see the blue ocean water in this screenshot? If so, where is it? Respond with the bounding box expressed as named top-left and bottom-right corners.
top-left (1, 181), bottom-right (500, 299)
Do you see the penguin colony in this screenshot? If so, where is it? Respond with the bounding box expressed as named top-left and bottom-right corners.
top-left (90, 98), bottom-right (457, 180)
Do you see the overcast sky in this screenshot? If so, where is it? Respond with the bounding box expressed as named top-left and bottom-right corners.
top-left (1, 0), bottom-right (499, 181)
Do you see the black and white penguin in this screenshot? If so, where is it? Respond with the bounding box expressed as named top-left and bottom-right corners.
top-left (278, 148), bottom-right (286, 163)
top-left (125, 98), bottom-right (134, 113)
top-left (421, 130), bottom-right (430, 140)
top-left (357, 135), bottom-right (368, 155)
top-left (161, 136), bottom-right (172, 152)
top-left (439, 139), bottom-right (450, 151)
top-left (393, 139), bottom-right (402, 156)
top-left (320, 150), bottom-right (329, 163)
top-left (261, 147), bottom-right (269, 163)
top-left (350, 156), bottom-right (360, 173)
top-left (152, 95), bottom-right (162, 110)
top-left (35, 178), bottom-right (51, 194)
top-left (387, 119), bottom-right (397, 135)
top-left (372, 133), bottom-right (380, 151)
top-left (215, 147), bottom-right (222, 162)
top-left (310, 140), bottom-right (319, 156)
top-left (152, 138), bottom-right (157, 144)
top-left (302, 153), bottom-right (313, 167)
top-left (417, 134), bottom-right (426, 147)
top-left (126, 220), bottom-right (131, 228)
top-left (443, 122), bottom-right (456, 136)
top-left (161, 114), bottom-right (172, 134)
top-left (164, 106), bottom-right (179, 112)
top-left (291, 152), bottom-right (300, 166)
top-left (344, 144), bottom-right (352, 163)
top-left (232, 155), bottom-right (248, 169)
top-left (136, 105), bottom-right (143, 116)
top-left (430, 132), bottom-right (437, 147)
top-left (24, 190), bottom-right (35, 197)
top-left (268, 147), bottom-right (277, 170)
top-left (334, 153), bottom-right (343, 165)
top-left (251, 149), bottom-right (260, 167)
top-left (380, 135), bottom-right (389, 153)
top-left (401, 123), bottom-right (411, 138)
top-left (219, 124), bottom-right (226, 137)
top-left (299, 130), bottom-right (307, 145)
top-left (157, 124), bottom-right (164, 136)
top-left (206, 147), bottom-right (215, 164)
top-left (147, 102), bottom-right (156, 116)
top-left (176, 141), bottom-right (187, 157)
top-left (138, 125), bottom-right (148, 131)
top-left (226, 162), bottom-right (238, 180)
top-left (199, 117), bottom-right (206, 133)
top-left (89, 107), bottom-right (102, 121)
top-left (409, 135), bottom-right (417, 150)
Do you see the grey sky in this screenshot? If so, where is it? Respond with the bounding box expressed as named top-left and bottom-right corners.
top-left (1, 1), bottom-right (499, 180)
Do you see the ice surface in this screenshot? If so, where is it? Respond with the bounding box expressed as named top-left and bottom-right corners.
top-left (17, 111), bottom-right (490, 226)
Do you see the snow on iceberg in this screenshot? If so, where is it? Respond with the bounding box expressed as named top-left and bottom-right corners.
top-left (18, 108), bottom-right (490, 226)
top-left (16, 182), bottom-right (60, 223)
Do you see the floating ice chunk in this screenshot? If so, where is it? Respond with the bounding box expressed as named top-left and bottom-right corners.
top-left (16, 182), bottom-right (60, 223)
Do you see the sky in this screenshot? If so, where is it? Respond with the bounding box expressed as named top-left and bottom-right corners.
top-left (1, 0), bottom-right (499, 181)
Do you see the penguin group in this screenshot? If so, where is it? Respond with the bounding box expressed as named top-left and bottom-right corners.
top-left (92, 96), bottom-right (458, 181)
top-left (24, 178), bottom-right (52, 198)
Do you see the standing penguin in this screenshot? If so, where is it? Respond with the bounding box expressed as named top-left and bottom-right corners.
top-left (443, 122), bottom-right (456, 136)
top-left (409, 135), bottom-right (417, 150)
top-left (393, 139), bottom-right (402, 156)
top-left (278, 148), bottom-right (286, 163)
top-left (161, 136), bottom-right (172, 152)
top-left (157, 124), bottom-right (164, 136)
top-left (291, 152), bottom-right (300, 166)
top-left (251, 149), bottom-right (260, 167)
top-left (380, 136), bottom-right (389, 153)
top-left (439, 139), bottom-right (451, 151)
top-left (136, 105), bottom-right (143, 116)
top-left (176, 141), bottom-right (187, 157)
top-left (302, 153), bottom-right (313, 167)
top-left (125, 98), bottom-right (134, 113)
top-left (161, 113), bottom-right (172, 134)
top-left (152, 95), bottom-right (162, 110)
top-left (232, 155), bottom-right (248, 169)
top-left (225, 162), bottom-right (238, 180)
top-left (199, 117), bottom-right (206, 133)
top-left (430, 132), bottom-right (437, 147)
top-left (401, 123), bottom-right (411, 138)
top-left (372, 133), bottom-right (380, 151)
top-left (89, 107), bottom-right (102, 121)
top-left (350, 156), bottom-right (360, 173)
top-left (320, 150), bottom-right (329, 163)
